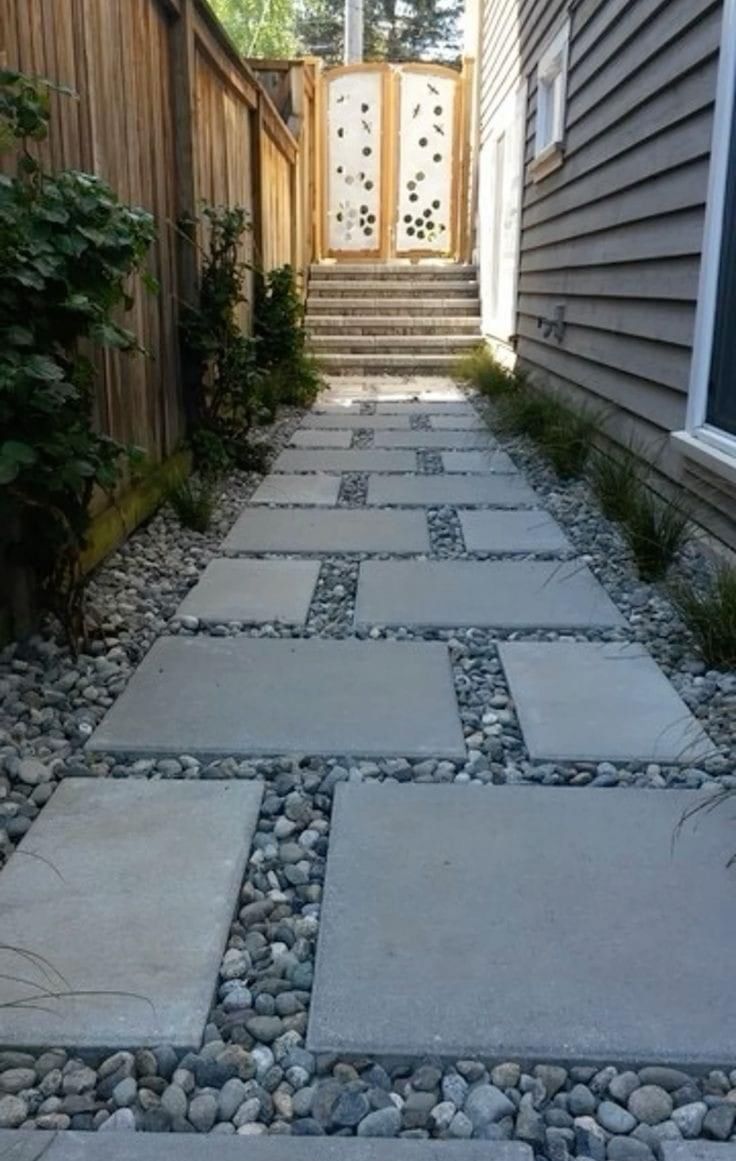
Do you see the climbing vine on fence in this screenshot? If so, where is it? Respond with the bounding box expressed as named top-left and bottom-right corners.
top-left (0, 69), bottom-right (156, 641)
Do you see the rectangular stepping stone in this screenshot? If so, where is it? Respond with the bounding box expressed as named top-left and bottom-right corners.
top-left (663, 1148), bottom-right (735, 1161)
top-left (308, 412), bottom-right (413, 429)
top-left (429, 413), bottom-right (483, 429)
top-left (224, 508), bottom-right (430, 554)
top-left (459, 509), bottom-right (572, 554)
top-left (367, 474), bottom-right (538, 507)
top-left (308, 783), bottom-right (736, 1064)
top-left (88, 638), bottom-right (465, 759)
top-left (290, 427), bottom-right (353, 447)
top-left (273, 448), bottom-right (416, 473)
top-left (442, 450), bottom-right (518, 473)
top-left (499, 641), bottom-right (713, 762)
top-left (250, 473), bottom-right (340, 506)
top-left (376, 401), bottom-right (472, 414)
top-left (0, 779), bottom-right (262, 1049)
top-left (175, 559), bottom-right (320, 624)
top-left (373, 430), bottom-right (494, 449)
top-left (355, 560), bottom-right (624, 629)
top-left (0, 1130), bottom-right (532, 1161)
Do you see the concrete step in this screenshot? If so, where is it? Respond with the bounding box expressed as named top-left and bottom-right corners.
top-left (308, 279), bottom-right (479, 297)
top-left (310, 263), bottom-right (477, 281)
top-left (311, 334), bottom-right (479, 353)
top-left (307, 297), bottom-right (480, 316)
top-left (317, 353), bottom-right (463, 374)
top-left (307, 316), bottom-right (481, 336)
top-left (0, 1130), bottom-right (534, 1161)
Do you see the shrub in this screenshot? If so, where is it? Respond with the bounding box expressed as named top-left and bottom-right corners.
top-left (623, 490), bottom-right (690, 581)
top-left (455, 345), bottom-right (518, 399)
top-left (168, 474), bottom-right (217, 533)
top-left (671, 564), bottom-right (736, 669)
top-left (588, 448), bottom-right (642, 523)
top-left (254, 265), bottom-right (323, 408)
top-left (0, 69), bottom-right (156, 641)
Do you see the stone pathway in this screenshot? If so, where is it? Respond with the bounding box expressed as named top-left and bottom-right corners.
top-left (0, 375), bottom-right (733, 1147)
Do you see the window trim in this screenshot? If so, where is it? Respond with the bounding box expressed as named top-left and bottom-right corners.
top-left (531, 21), bottom-right (570, 179)
top-left (677, 0), bottom-right (736, 469)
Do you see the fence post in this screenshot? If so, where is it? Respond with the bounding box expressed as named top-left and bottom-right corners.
top-left (171, 0), bottom-right (199, 425)
top-left (250, 98), bottom-right (265, 271)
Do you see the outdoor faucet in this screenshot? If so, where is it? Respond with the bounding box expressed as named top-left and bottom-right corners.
top-left (537, 304), bottom-right (566, 343)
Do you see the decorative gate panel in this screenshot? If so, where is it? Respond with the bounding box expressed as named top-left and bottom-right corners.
top-left (395, 66), bottom-right (457, 255)
top-left (321, 63), bottom-right (462, 260)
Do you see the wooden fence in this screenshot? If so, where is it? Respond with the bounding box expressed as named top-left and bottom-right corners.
top-left (0, 0), bottom-right (317, 469)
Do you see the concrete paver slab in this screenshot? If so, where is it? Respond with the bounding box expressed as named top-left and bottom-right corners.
top-left (429, 413), bottom-right (483, 429)
top-left (290, 428), bottom-right (353, 447)
top-left (224, 508), bottom-right (430, 554)
top-left (441, 450), bottom-right (518, 473)
top-left (355, 560), bottom-right (624, 629)
top-left (0, 779), bottom-right (262, 1048)
top-left (273, 449), bottom-right (416, 473)
top-left (375, 401), bottom-right (473, 414)
top-left (373, 430), bottom-right (495, 449)
top-left (250, 474), bottom-right (340, 505)
top-left (308, 413), bottom-right (413, 429)
top-left (88, 638), bottom-right (465, 759)
top-left (367, 474), bottom-right (538, 507)
top-left (459, 509), bottom-right (572, 554)
top-left (0, 1131), bottom-right (532, 1161)
top-left (175, 559), bottom-right (320, 624)
top-left (499, 641), bottom-right (713, 763)
top-left (308, 783), bottom-right (736, 1065)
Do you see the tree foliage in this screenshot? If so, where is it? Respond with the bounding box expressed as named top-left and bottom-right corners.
top-left (0, 70), bottom-right (156, 641)
top-left (208, 0), bottom-right (297, 58)
top-left (296, 0), bottom-right (462, 64)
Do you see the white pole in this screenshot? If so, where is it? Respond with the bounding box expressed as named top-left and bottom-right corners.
top-left (344, 0), bottom-right (364, 63)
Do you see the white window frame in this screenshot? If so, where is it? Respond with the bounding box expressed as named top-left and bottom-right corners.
top-left (531, 20), bottom-right (570, 181)
top-left (673, 0), bottom-right (736, 485)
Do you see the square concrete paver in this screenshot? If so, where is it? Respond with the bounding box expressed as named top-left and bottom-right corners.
top-left (290, 428), bottom-right (353, 448)
top-left (0, 1131), bottom-right (532, 1161)
top-left (250, 473), bottom-right (340, 505)
top-left (355, 560), bottom-right (624, 629)
top-left (373, 430), bottom-right (494, 450)
top-left (441, 450), bottom-right (518, 473)
top-left (308, 783), bottom-right (736, 1064)
top-left (0, 779), bottom-right (262, 1048)
top-left (88, 638), bottom-right (465, 759)
top-left (499, 641), bottom-right (713, 763)
top-left (175, 559), bottom-right (320, 624)
top-left (273, 449), bottom-right (416, 473)
top-left (224, 508), bottom-right (430, 554)
top-left (308, 412), bottom-right (413, 429)
top-left (367, 474), bottom-right (537, 507)
top-left (459, 509), bottom-right (572, 554)
top-left (429, 413), bottom-right (483, 430)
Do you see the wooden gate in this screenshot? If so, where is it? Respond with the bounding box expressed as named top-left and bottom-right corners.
top-left (317, 62), bottom-right (467, 261)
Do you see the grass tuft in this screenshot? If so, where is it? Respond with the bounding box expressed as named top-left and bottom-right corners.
top-left (168, 475), bottom-right (217, 533)
top-left (623, 490), bottom-right (690, 581)
top-left (455, 345), bottom-right (519, 400)
top-left (588, 448), bottom-right (642, 523)
top-left (540, 407), bottom-right (599, 479)
top-left (671, 564), bottom-right (736, 669)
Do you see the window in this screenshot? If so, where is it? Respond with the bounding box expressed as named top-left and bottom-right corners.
top-left (531, 22), bottom-right (570, 181)
top-left (673, 0), bottom-right (736, 483)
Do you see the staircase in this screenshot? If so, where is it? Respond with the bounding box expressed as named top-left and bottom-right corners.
top-left (306, 263), bottom-right (481, 375)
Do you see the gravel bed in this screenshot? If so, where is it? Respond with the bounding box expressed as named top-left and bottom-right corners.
top-left (338, 474), bottom-right (368, 506)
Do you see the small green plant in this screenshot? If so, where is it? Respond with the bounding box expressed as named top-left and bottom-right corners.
top-left (168, 474), bottom-right (217, 533)
top-left (671, 564), bottom-right (736, 669)
top-left (588, 448), bottom-right (643, 523)
top-left (496, 386), bottom-right (562, 442)
top-left (0, 69), bottom-right (156, 641)
top-left (623, 490), bottom-right (690, 581)
top-left (540, 407), bottom-right (599, 479)
top-left (254, 265), bottom-right (323, 407)
top-left (455, 345), bottom-right (518, 399)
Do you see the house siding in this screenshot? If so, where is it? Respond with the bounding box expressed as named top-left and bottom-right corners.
top-left (476, 0), bottom-right (736, 548)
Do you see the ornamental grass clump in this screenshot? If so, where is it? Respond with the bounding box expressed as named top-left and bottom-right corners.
top-left (455, 345), bottom-right (518, 399)
top-left (671, 565), bottom-right (736, 669)
top-left (539, 405), bottom-right (599, 479)
top-left (168, 474), bottom-right (218, 534)
top-left (588, 447), bottom-right (643, 523)
top-left (623, 489), bottom-right (690, 582)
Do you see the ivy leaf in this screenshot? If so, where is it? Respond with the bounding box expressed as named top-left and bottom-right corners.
top-left (0, 439), bottom-right (37, 484)
top-left (90, 322), bottom-right (133, 349)
top-left (24, 354), bottom-right (64, 381)
top-left (141, 270), bottom-right (160, 295)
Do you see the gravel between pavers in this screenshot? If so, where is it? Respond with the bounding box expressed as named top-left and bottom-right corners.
top-left (0, 387), bottom-right (734, 1144)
